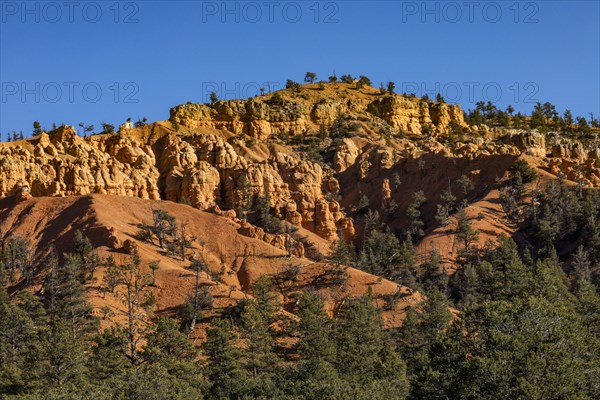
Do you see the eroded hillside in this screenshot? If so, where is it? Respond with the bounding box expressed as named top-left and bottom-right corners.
top-left (1, 82), bottom-right (599, 324)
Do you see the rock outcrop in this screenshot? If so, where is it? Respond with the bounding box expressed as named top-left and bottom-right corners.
top-left (3, 84), bottom-right (599, 248)
top-left (0, 124), bottom-right (354, 242)
top-left (0, 127), bottom-right (160, 200)
top-left (170, 84), bottom-right (468, 138)
top-left (504, 130), bottom-right (547, 157)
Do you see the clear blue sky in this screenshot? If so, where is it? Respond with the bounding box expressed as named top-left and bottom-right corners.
top-left (1, 0), bottom-right (598, 135)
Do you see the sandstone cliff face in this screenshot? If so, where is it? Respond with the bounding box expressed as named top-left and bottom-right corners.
top-left (170, 84), bottom-right (468, 139)
top-left (170, 99), bottom-right (312, 139)
top-left (503, 130), bottom-right (546, 157)
top-left (0, 127), bottom-right (160, 200)
top-left (364, 96), bottom-right (468, 135)
top-left (0, 125), bottom-right (353, 242)
top-left (547, 137), bottom-right (600, 186)
top-left (0, 120), bottom-right (579, 248)
top-left (3, 86), bottom-right (598, 247)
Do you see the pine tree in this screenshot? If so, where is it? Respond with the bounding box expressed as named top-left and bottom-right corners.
top-left (456, 174), bottom-right (474, 199)
top-left (304, 72), bottom-right (317, 83)
top-left (387, 81), bottom-right (395, 94)
top-left (43, 318), bottom-right (87, 387)
top-left (329, 239), bottom-right (354, 267)
top-left (45, 253), bottom-right (96, 339)
top-left (435, 188), bottom-right (456, 226)
top-left (455, 209), bottom-right (479, 262)
top-left (33, 121), bottom-right (42, 135)
top-left (0, 288), bottom-right (44, 394)
top-left (296, 292), bottom-right (336, 369)
top-left (406, 190), bottom-right (426, 238)
top-left (239, 302), bottom-right (277, 380)
top-left (116, 246), bottom-right (152, 365)
top-left (394, 307), bottom-right (427, 377)
top-left (142, 317), bottom-right (199, 386)
top-left (151, 209), bottom-right (177, 249)
top-left (421, 288), bottom-right (452, 334)
top-left (334, 296), bottom-right (410, 397)
top-left (574, 277), bottom-right (600, 339)
top-left (203, 318), bottom-right (249, 399)
top-left (73, 230), bottom-right (99, 281)
top-left (254, 186), bottom-right (282, 234)
top-left (421, 248), bottom-right (447, 292)
top-left (250, 275), bottom-right (280, 322)
top-left (182, 258), bottom-right (209, 332)
top-left (148, 260), bottom-right (160, 286)
top-left (89, 326), bottom-right (130, 382)
top-left (334, 297), bottom-right (383, 380)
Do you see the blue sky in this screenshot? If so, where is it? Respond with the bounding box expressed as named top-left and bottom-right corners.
top-left (1, 0), bottom-right (598, 135)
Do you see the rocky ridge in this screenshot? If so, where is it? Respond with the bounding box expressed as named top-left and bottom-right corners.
top-left (2, 83), bottom-right (599, 246)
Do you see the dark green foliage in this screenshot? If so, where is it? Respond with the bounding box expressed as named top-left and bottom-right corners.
top-left (73, 230), bottom-right (100, 281)
top-left (100, 122), bottom-right (115, 133)
top-left (329, 238), bottom-right (355, 268)
top-left (413, 296), bottom-right (600, 399)
top-left (406, 190), bottom-right (426, 238)
top-left (456, 174), bottom-right (474, 198)
top-left (119, 363), bottom-right (206, 400)
top-left (449, 234), bottom-right (535, 306)
top-left (420, 249), bottom-right (448, 292)
top-left (358, 228), bottom-right (416, 286)
top-left (340, 74), bottom-right (354, 83)
top-left (203, 318), bottom-right (248, 399)
top-left (357, 75), bottom-right (372, 87)
top-left (0, 236), bottom-right (32, 285)
top-left (466, 100), bottom-right (511, 127)
top-left (304, 72), bottom-right (317, 83)
top-left (296, 292), bottom-right (335, 366)
top-left (151, 209), bottom-right (177, 248)
top-left (137, 210), bottom-right (195, 261)
top-left (179, 285), bottom-right (212, 332)
top-left (500, 162), bottom-right (536, 219)
top-left (286, 79), bottom-right (301, 92)
top-left (143, 317), bottom-right (198, 372)
top-left (386, 81), bottom-right (395, 94)
top-left (509, 159), bottom-right (537, 184)
top-left (394, 287), bottom-right (454, 381)
top-left (334, 297), bottom-right (410, 398)
top-left (43, 318), bottom-right (87, 386)
top-left (4, 175), bottom-right (600, 399)
top-left (90, 327), bottom-right (130, 381)
top-left (73, 230), bottom-right (92, 260)
top-left (134, 117), bottom-right (148, 128)
top-left (356, 193), bottom-right (370, 212)
top-left (250, 275), bottom-right (280, 321)
top-left (529, 178), bottom-right (584, 258)
top-left (43, 253), bottom-right (97, 338)
top-left (0, 288), bottom-right (45, 394)
top-left (32, 121), bottom-right (42, 136)
top-left (253, 187), bottom-right (284, 234)
top-left (78, 122), bottom-right (94, 136)
top-left (435, 188), bottom-right (456, 226)
top-left (466, 100), bottom-right (594, 133)
top-left (268, 91), bottom-right (285, 105)
top-left (455, 208), bottom-right (479, 262)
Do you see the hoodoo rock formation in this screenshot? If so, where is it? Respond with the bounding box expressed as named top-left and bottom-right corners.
top-left (2, 82), bottom-right (600, 247)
